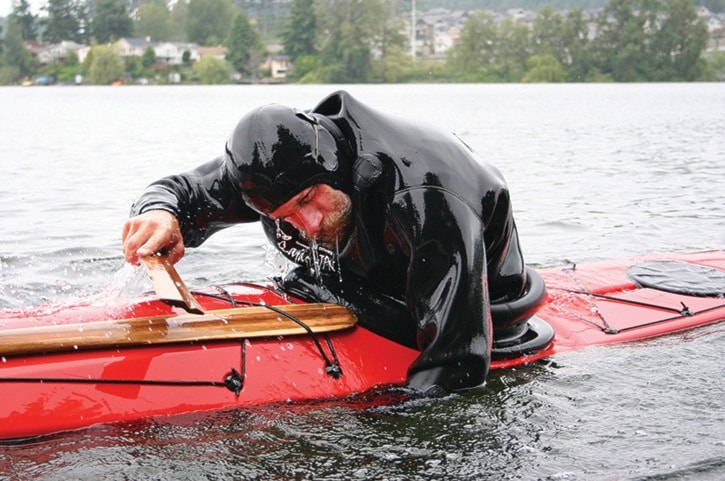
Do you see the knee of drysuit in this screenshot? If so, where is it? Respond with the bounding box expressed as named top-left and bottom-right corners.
top-left (490, 267), bottom-right (546, 335)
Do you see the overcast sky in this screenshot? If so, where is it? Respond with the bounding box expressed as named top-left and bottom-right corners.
top-left (2, 0), bottom-right (44, 18)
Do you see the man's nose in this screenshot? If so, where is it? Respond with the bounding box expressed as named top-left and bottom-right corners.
top-left (290, 208), bottom-right (323, 237)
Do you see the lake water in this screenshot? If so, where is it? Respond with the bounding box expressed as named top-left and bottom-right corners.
top-left (0, 83), bottom-right (723, 480)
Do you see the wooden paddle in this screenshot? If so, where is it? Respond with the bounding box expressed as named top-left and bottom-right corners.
top-left (0, 254), bottom-right (357, 357)
top-left (0, 303), bottom-right (357, 357)
top-left (141, 254), bottom-right (205, 314)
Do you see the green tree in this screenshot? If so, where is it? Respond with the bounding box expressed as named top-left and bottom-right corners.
top-left (282, 0), bottom-right (316, 62)
top-left (123, 54), bottom-right (143, 78)
top-left (293, 54), bottom-right (319, 81)
top-left (0, 64), bottom-right (20, 85)
top-left (650, 0), bottom-right (709, 80)
top-left (531, 6), bottom-right (565, 59)
top-left (141, 44), bottom-right (156, 69)
top-left (371, 43), bottom-right (412, 82)
top-left (88, 45), bottom-right (124, 84)
top-left (225, 11), bottom-right (263, 75)
top-left (704, 49), bottom-right (725, 79)
top-left (55, 50), bottom-right (81, 83)
top-left (592, 0), bottom-right (708, 81)
top-left (192, 55), bottom-right (232, 83)
top-left (446, 10), bottom-right (498, 79)
top-left (591, 0), bottom-right (650, 81)
top-left (42, 0), bottom-right (89, 43)
top-left (315, 0), bottom-right (390, 82)
top-left (369, 0), bottom-right (408, 83)
top-left (170, 0), bottom-right (188, 41)
top-left (186, 0), bottom-right (238, 46)
top-left (4, 17), bottom-right (31, 75)
top-left (495, 17), bottom-right (531, 81)
top-left (10, 0), bottom-right (38, 41)
top-left (522, 54), bottom-right (566, 82)
top-left (136, 1), bottom-right (173, 41)
top-left (562, 8), bottom-right (592, 81)
top-left (92, 0), bottom-right (133, 43)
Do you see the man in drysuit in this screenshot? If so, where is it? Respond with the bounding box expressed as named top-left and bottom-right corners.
top-left (122, 90), bottom-right (538, 393)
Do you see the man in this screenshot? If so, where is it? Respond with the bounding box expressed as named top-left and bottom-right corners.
top-left (123, 90), bottom-right (538, 393)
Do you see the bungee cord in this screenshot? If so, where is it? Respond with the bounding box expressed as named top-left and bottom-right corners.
top-left (556, 265), bottom-right (725, 334)
top-left (0, 285), bottom-right (344, 393)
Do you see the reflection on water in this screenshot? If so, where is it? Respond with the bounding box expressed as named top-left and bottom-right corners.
top-left (0, 84), bottom-right (723, 480)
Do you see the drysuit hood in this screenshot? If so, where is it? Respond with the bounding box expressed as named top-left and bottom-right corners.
top-left (225, 104), bottom-right (353, 214)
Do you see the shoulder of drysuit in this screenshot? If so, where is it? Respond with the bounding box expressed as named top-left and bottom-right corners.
top-left (133, 155), bottom-right (258, 221)
top-left (312, 90), bottom-right (506, 209)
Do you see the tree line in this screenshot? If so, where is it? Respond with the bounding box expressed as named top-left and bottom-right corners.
top-left (0, 0), bottom-right (723, 85)
top-left (426, 0), bottom-right (722, 12)
top-left (284, 0), bottom-right (720, 83)
top-left (0, 0), bottom-right (265, 84)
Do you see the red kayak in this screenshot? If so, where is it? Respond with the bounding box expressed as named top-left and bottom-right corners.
top-left (1, 250), bottom-right (723, 441)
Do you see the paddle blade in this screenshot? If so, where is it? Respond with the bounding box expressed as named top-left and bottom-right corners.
top-left (141, 255), bottom-right (204, 314)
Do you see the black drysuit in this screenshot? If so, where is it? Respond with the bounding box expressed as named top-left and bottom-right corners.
top-left (131, 91), bottom-right (527, 392)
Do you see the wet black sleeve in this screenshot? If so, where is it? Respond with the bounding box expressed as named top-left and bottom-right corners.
top-left (389, 187), bottom-right (491, 393)
top-left (130, 156), bottom-right (260, 247)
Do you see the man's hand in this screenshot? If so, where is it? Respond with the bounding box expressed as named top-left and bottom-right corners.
top-left (122, 210), bottom-right (185, 265)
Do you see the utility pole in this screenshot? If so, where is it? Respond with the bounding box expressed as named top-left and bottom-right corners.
top-left (410, 0), bottom-right (416, 62)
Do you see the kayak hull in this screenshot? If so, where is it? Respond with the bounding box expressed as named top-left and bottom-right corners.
top-left (0, 326), bottom-right (417, 441)
top-left (1, 250), bottom-right (723, 441)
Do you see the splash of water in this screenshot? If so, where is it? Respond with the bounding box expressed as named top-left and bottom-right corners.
top-left (90, 263), bottom-right (152, 308)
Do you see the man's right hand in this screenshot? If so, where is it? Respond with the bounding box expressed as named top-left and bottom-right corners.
top-left (122, 210), bottom-right (185, 265)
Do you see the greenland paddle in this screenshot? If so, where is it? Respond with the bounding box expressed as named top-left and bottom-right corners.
top-left (0, 302), bottom-right (357, 357)
top-left (141, 254), bottom-right (205, 314)
top-left (0, 254), bottom-right (357, 357)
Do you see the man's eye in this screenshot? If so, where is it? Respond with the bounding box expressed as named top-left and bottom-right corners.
top-left (298, 188), bottom-right (315, 205)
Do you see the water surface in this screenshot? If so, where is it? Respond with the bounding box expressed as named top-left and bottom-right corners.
top-left (0, 84), bottom-right (723, 480)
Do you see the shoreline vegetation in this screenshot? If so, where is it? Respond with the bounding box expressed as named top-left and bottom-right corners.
top-left (1, 0), bottom-right (724, 86)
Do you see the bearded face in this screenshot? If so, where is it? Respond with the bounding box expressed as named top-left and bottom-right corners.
top-left (267, 184), bottom-right (353, 249)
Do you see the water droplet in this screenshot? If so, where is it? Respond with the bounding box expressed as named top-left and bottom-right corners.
top-left (310, 240), bottom-right (322, 282)
top-left (335, 236), bottom-right (343, 282)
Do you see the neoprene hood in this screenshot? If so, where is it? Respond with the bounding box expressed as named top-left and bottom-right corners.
top-left (225, 104), bottom-right (353, 214)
